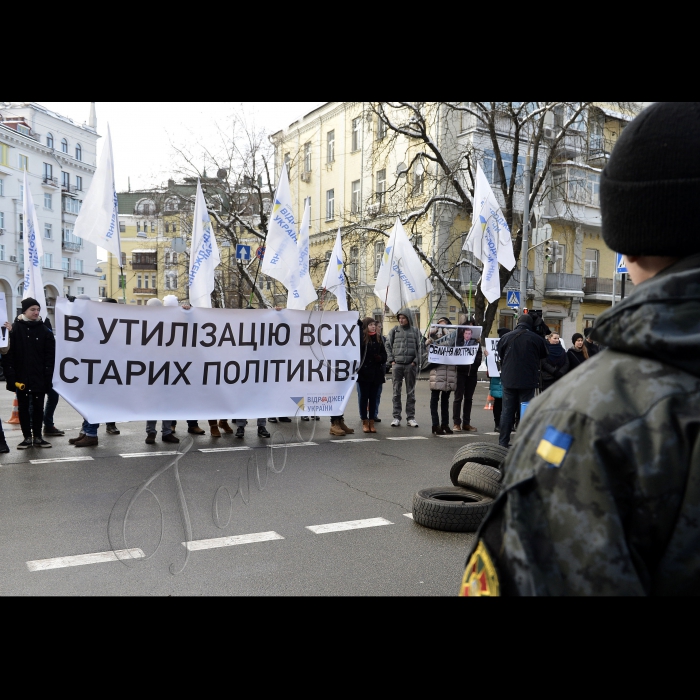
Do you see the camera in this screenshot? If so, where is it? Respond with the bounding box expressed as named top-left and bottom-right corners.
top-left (525, 309), bottom-right (550, 338)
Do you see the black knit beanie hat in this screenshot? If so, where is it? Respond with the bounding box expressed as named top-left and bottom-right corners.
top-left (21, 297), bottom-right (40, 313)
top-left (436, 316), bottom-right (451, 325)
top-left (572, 332), bottom-right (584, 343)
top-left (517, 314), bottom-right (534, 329)
top-left (600, 102), bottom-right (700, 256)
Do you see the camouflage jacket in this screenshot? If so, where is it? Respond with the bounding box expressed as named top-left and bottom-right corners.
top-left (461, 254), bottom-right (700, 596)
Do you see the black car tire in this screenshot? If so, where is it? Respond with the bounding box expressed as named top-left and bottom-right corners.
top-left (455, 462), bottom-right (504, 499)
top-left (412, 486), bottom-right (493, 533)
top-left (449, 443), bottom-right (509, 485)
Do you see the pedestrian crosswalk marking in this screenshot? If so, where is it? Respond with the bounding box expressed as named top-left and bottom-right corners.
top-left (182, 531), bottom-right (284, 551)
top-left (306, 517), bottom-right (393, 534)
top-left (27, 548), bottom-right (145, 572)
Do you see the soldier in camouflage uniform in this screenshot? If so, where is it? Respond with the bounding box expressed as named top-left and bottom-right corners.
top-left (461, 102), bottom-right (700, 596)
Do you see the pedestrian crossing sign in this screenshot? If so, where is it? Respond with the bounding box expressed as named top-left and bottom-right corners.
top-left (506, 291), bottom-right (521, 308)
top-left (616, 253), bottom-right (628, 273)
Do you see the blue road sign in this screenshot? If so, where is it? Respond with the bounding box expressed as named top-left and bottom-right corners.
top-left (506, 290), bottom-right (521, 308)
top-left (236, 244), bottom-right (251, 261)
top-left (616, 253), bottom-right (628, 274)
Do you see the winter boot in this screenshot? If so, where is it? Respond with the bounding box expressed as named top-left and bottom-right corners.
top-left (330, 420), bottom-right (346, 437)
top-left (368, 420), bottom-right (376, 433)
top-left (218, 420), bottom-right (233, 434)
top-left (338, 418), bottom-right (355, 434)
top-left (362, 419), bottom-right (371, 434)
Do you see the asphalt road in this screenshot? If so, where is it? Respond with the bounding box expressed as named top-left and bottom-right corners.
top-left (0, 376), bottom-right (501, 596)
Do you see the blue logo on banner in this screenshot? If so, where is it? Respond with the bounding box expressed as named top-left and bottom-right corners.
top-left (236, 244), bottom-right (251, 260)
top-left (506, 290), bottom-right (521, 308)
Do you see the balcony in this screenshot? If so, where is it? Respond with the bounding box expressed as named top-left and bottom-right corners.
top-left (42, 175), bottom-right (59, 188)
top-left (132, 262), bottom-right (158, 270)
top-left (586, 137), bottom-right (616, 167)
top-left (133, 288), bottom-right (157, 295)
top-left (62, 267), bottom-right (81, 280)
top-left (62, 239), bottom-right (81, 252)
top-left (583, 276), bottom-right (634, 301)
top-left (544, 272), bottom-right (584, 298)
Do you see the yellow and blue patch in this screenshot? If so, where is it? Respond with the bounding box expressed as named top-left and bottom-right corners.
top-left (536, 425), bottom-right (573, 467)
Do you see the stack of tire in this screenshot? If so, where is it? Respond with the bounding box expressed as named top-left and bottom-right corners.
top-left (412, 443), bottom-right (509, 532)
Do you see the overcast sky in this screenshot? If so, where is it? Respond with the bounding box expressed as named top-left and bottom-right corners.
top-left (38, 102), bottom-right (323, 193)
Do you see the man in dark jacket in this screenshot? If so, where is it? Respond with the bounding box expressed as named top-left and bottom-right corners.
top-left (386, 308), bottom-right (422, 427)
top-left (461, 101), bottom-right (700, 596)
top-left (496, 313), bottom-right (548, 448)
top-left (2, 298), bottom-right (55, 448)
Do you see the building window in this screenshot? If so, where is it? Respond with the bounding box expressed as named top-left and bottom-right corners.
top-left (121, 252), bottom-right (126, 267)
top-left (61, 139), bottom-right (68, 153)
top-left (119, 222), bottom-right (126, 233)
top-left (46, 133), bottom-right (54, 149)
top-left (0, 144), bottom-right (8, 166)
top-left (135, 199), bottom-right (156, 215)
top-left (76, 176), bottom-right (83, 191)
top-left (0, 212), bottom-right (3, 230)
top-left (75, 259), bottom-right (84, 274)
top-left (0, 179), bottom-right (3, 196)
top-left (44, 253), bottom-right (53, 268)
top-left (152, 274), bottom-right (156, 289)
top-left (172, 222), bottom-right (176, 233)
top-left (284, 153), bottom-right (290, 174)
top-left (44, 193), bottom-right (52, 209)
top-left (61, 172), bottom-right (70, 189)
top-left (349, 246), bottom-right (359, 281)
top-left (415, 235), bottom-right (423, 252)
top-left (375, 242), bottom-right (385, 276)
top-left (75, 144), bottom-right (82, 161)
top-left (327, 130), bottom-right (335, 163)
top-left (165, 223), bottom-right (170, 233)
top-left (351, 180), bottom-right (361, 214)
top-left (19, 155), bottom-right (29, 171)
top-left (172, 252), bottom-right (178, 264)
top-left (304, 142), bottom-right (311, 173)
top-left (167, 271), bottom-right (178, 289)
top-left (376, 118), bottom-right (387, 140)
top-left (99, 286), bottom-right (106, 297)
top-left (499, 313), bottom-right (516, 331)
top-left (137, 274), bottom-right (142, 288)
top-left (77, 287), bottom-right (85, 296)
top-left (551, 243), bottom-right (567, 273)
top-left (352, 117), bottom-right (361, 152)
top-left (137, 222), bottom-right (141, 233)
top-left (326, 189), bottom-right (334, 220)
top-left (44, 223), bottom-right (52, 239)
top-left (150, 222), bottom-right (155, 233)
top-left (62, 256), bottom-right (70, 274)
top-left (376, 169), bottom-right (386, 204)
top-left (0, 245), bottom-right (5, 262)
top-left (567, 168), bottom-right (600, 207)
top-left (63, 197), bottom-right (81, 215)
top-left (584, 249), bottom-right (599, 278)
top-left (412, 158), bottom-right (424, 195)
top-left (19, 214), bottom-right (23, 236)
top-left (43, 162), bottom-right (53, 181)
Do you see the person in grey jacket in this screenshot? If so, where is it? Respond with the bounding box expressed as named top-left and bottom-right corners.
top-left (386, 308), bottom-right (422, 427)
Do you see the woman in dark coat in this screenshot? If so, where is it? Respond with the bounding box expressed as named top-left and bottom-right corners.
top-left (357, 317), bottom-right (387, 433)
top-left (567, 332), bottom-right (589, 370)
top-left (2, 298), bottom-right (55, 448)
top-left (540, 332), bottom-right (570, 391)
top-left (452, 315), bottom-right (483, 432)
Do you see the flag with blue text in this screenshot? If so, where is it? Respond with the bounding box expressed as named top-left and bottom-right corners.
top-left (463, 163), bottom-right (515, 303)
top-left (373, 217), bottom-right (432, 314)
top-left (22, 170), bottom-right (47, 314)
top-left (322, 228), bottom-right (347, 311)
top-left (72, 124), bottom-right (122, 264)
top-left (262, 166), bottom-right (300, 296)
top-left (188, 179), bottom-right (221, 308)
top-left (287, 199), bottom-right (318, 309)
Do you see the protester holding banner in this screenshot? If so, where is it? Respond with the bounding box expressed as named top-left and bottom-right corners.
top-left (356, 317), bottom-right (387, 434)
top-left (426, 317), bottom-right (456, 435)
top-left (2, 299), bottom-right (55, 449)
top-left (452, 317), bottom-right (482, 433)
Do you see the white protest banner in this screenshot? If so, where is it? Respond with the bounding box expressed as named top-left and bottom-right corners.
top-left (485, 337), bottom-right (500, 377)
top-left (53, 299), bottom-right (360, 423)
top-left (427, 325), bottom-right (482, 366)
top-left (0, 293), bottom-right (8, 348)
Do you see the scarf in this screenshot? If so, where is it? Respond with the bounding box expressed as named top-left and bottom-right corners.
top-left (547, 341), bottom-right (566, 367)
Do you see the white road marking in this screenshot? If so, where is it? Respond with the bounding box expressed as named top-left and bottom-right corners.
top-left (269, 442), bottom-right (318, 449)
top-left (199, 446), bottom-right (252, 453)
top-left (484, 432), bottom-right (500, 436)
top-left (29, 456), bottom-right (95, 465)
top-left (437, 433), bottom-right (481, 438)
top-left (306, 517), bottom-right (393, 534)
top-left (403, 513), bottom-right (414, 519)
top-left (27, 548), bottom-right (145, 572)
top-left (385, 436), bottom-right (428, 441)
top-left (333, 438), bottom-right (380, 443)
top-left (182, 531), bottom-right (284, 551)
top-left (119, 451), bottom-right (179, 458)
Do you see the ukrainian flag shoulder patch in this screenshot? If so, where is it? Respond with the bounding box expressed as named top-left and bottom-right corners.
top-left (536, 425), bottom-right (573, 467)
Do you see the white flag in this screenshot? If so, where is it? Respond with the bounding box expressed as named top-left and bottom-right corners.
top-left (287, 199), bottom-right (318, 309)
top-left (72, 124), bottom-right (122, 264)
top-left (188, 179), bottom-right (221, 308)
top-left (373, 217), bottom-right (432, 314)
top-left (321, 228), bottom-right (347, 311)
top-left (262, 166), bottom-right (300, 295)
top-left (22, 170), bottom-right (47, 315)
top-left (463, 163), bottom-right (515, 303)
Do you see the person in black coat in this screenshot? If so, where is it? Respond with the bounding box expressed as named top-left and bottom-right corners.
top-left (567, 332), bottom-right (589, 369)
top-left (540, 332), bottom-right (570, 391)
top-left (2, 298), bottom-right (55, 449)
top-left (357, 317), bottom-right (387, 434)
top-left (497, 313), bottom-right (548, 448)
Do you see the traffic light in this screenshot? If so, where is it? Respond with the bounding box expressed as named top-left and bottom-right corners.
top-left (552, 240), bottom-right (560, 261)
top-left (544, 240), bottom-right (553, 261)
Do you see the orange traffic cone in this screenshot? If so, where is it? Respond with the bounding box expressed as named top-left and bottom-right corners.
top-left (7, 396), bottom-right (20, 424)
top-left (484, 394), bottom-right (494, 410)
